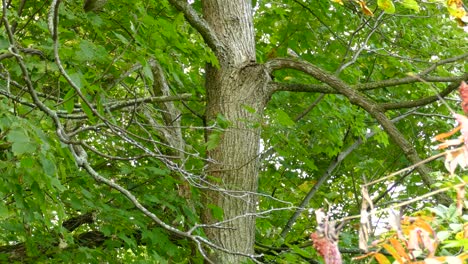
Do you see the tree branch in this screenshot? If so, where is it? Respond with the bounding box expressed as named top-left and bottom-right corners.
top-left (380, 77), bottom-right (467, 110)
top-left (167, 0), bottom-right (224, 55)
top-left (357, 74), bottom-right (468, 91)
top-left (267, 82), bottom-right (334, 94)
top-left (265, 58), bottom-right (452, 205)
top-left (279, 109), bottom-right (419, 238)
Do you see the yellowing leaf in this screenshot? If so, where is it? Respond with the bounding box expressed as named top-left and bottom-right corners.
top-left (389, 238), bottom-right (411, 261)
top-left (447, 0), bottom-right (467, 19)
top-left (356, 0), bottom-right (375, 16)
top-left (382, 243), bottom-right (405, 263)
top-left (298, 180), bottom-right (316, 193)
top-left (331, 0), bottom-right (344, 5)
top-left (378, 0), bottom-right (396, 14)
top-left (401, 0), bottom-right (420, 12)
top-left (374, 253), bottom-right (391, 264)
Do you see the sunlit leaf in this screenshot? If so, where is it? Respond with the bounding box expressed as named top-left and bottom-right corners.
top-left (378, 0), bottom-right (396, 13)
top-left (389, 238), bottom-right (411, 261)
top-left (400, 0), bottom-right (420, 12)
top-left (433, 126), bottom-right (461, 142)
top-left (330, 0), bottom-right (344, 5)
top-left (374, 253), bottom-right (391, 264)
top-left (382, 243), bottom-right (404, 263)
top-left (447, 0), bottom-right (467, 18)
top-left (356, 0), bottom-right (375, 16)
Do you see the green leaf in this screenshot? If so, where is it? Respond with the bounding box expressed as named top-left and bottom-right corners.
top-left (63, 89), bottom-right (76, 114)
top-left (7, 128), bottom-right (36, 155)
top-left (118, 233), bottom-right (137, 249)
top-left (216, 114), bottom-right (230, 129)
top-left (243, 105), bottom-right (257, 114)
top-left (69, 71), bottom-right (84, 90)
top-left (0, 203), bottom-right (9, 219)
top-left (146, 167), bottom-right (169, 176)
top-left (206, 132), bottom-right (221, 151)
top-left (207, 204), bottom-right (224, 221)
top-left (142, 59), bottom-right (154, 82)
top-left (400, 0), bottom-right (420, 12)
top-left (114, 32), bottom-right (129, 45)
top-left (76, 40), bottom-right (95, 61)
top-left (81, 100), bottom-right (96, 122)
top-left (20, 156), bottom-right (35, 168)
top-left (442, 239), bottom-right (468, 248)
top-left (276, 109), bottom-right (295, 127)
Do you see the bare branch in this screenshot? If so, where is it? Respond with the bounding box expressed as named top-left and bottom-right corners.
top-left (335, 12), bottom-right (385, 74)
top-left (339, 181), bottom-right (467, 223)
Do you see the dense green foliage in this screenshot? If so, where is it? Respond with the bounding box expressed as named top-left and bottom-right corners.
top-left (0, 0), bottom-right (467, 263)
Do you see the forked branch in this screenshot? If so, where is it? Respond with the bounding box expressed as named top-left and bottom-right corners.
top-left (265, 57), bottom-right (452, 204)
top-left (167, 0), bottom-right (224, 56)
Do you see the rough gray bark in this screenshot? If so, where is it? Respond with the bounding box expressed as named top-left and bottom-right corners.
top-left (200, 0), bottom-right (270, 262)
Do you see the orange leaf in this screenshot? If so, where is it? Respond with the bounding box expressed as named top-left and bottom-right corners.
top-left (412, 218), bottom-right (435, 235)
top-left (382, 243), bottom-right (405, 264)
top-left (389, 238), bottom-right (411, 261)
top-left (402, 216), bottom-right (435, 236)
top-left (433, 125), bottom-right (461, 142)
top-left (356, 0), bottom-right (374, 16)
top-left (374, 252), bottom-right (392, 264)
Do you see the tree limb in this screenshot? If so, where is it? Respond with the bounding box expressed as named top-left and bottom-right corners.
top-left (167, 0), bottom-right (224, 55)
top-left (265, 58), bottom-right (452, 205)
top-left (267, 82), bottom-right (333, 94)
top-left (380, 77), bottom-right (467, 110)
top-left (279, 109), bottom-right (419, 238)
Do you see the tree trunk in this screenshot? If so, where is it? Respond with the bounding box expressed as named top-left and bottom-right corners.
top-left (201, 0), bottom-right (270, 262)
